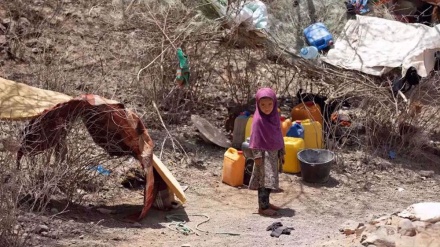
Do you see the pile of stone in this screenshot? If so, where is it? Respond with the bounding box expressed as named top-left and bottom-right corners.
top-left (340, 202), bottom-right (440, 247)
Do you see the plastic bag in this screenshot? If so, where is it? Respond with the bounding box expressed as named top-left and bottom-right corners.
top-left (231, 1), bottom-right (269, 30)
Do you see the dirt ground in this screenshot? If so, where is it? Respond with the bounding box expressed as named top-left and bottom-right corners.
top-left (1, 1), bottom-right (440, 247)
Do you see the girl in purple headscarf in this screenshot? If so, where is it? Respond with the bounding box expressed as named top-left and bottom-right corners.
top-left (249, 88), bottom-right (285, 216)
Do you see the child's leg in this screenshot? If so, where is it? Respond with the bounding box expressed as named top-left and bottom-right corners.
top-left (258, 188), bottom-right (277, 216)
top-left (258, 188), bottom-right (270, 209)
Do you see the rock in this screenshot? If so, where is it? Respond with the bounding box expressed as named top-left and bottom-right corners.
top-left (398, 219), bottom-right (416, 237)
top-left (395, 236), bottom-right (416, 247)
top-left (371, 216), bottom-right (390, 226)
top-left (412, 221), bottom-right (430, 232)
top-left (340, 220), bottom-right (363, 235)
top-left (419, 170), bottom-right (435, 178)
top-left (356, 226), bottom-right (367, 237)
top-left (413, 231), bottom-right (440, 247)
top-left (361, 226), bottom-right (397, 247)
top-left (181, 244), bottom-right (191, 247)
top-left (35, 225), bottom-right (49, 233)
top-left (389, 215), bottom-right (401, 226)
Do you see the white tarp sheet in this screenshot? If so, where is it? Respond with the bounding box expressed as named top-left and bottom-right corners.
top-left (322, 15), bottom-right (440, 77)
top-left (398, 202), bottom-right (440, 223)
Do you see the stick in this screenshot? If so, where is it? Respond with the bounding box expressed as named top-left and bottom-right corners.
top-left (152, 101), bottom-right (189, 160)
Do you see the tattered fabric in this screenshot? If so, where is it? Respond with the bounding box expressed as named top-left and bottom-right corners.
top-left (16, 94), bottom-right (155, 220)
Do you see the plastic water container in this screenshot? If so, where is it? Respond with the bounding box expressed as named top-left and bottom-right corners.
top-left (287, 120), bottom-right (305, 138)
top-left (222, 148), bottom-right (246, 187)
top-left (244, 115), bottom-right (253, 140)
top-left (291, 101), bottom-right (323, 126)
top-left (302, 119), bottom-right (323, 149)
top-left (300, 46), bottom-right (319, 59)
top-left (280, 116), bottom-right (292, 137)
top-left (303, 23), bottom-right (334, 51)
top-left (283, 137), bottom-right (305, 173)
top-left (241, 137), bottom-right (252, 159)
top-left (232, 111), bottom-right (250, 149)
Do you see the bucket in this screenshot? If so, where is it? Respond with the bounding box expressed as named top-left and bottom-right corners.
top-left (297, 149), bottom-right (335, 183)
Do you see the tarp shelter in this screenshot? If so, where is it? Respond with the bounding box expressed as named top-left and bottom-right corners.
top-left (0, 77), bottom-right (73, 120)
top-left (0, 77), bottom-right (186, 220)
top-left (322, 15), bottom-right (440, 77)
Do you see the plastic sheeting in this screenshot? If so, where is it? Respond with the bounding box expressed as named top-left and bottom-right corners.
top-left (322, 15), bottom-right (440, 77)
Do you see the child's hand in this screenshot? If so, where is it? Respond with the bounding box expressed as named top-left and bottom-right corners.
top-left (254, 158), bottom-right (263, 166)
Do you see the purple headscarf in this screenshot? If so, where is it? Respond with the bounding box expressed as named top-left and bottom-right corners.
top-left (249, 88), bottom-right (284, 151)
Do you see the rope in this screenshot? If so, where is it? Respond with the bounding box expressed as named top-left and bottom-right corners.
top-left (165, 214), bottom-right (240, 236)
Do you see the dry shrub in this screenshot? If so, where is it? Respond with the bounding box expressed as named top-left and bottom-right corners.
top-left (0, 154), bottom-right (24, 247)
top-left (0, 116), bottom-right (126, 247)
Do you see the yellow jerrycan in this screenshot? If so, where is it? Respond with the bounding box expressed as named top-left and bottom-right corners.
top-left (222, 148), bottom-right (246, 187)
top-left (244, 115), bottom-right (253, 140)
top-left (283, 137), bottom-right (305, 173)
top-left (302, 119), bottom-right (323, 149)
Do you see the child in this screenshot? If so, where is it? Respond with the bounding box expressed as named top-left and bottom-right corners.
top-left (249, 88), bottom-right (285, 216)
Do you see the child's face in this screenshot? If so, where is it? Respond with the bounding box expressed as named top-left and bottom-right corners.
top-left (258, 97), bottom-right (274, 115)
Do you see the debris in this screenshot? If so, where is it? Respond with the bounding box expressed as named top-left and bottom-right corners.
top-left (419, 170), bottom-right (435, 178)
top-left (35, 224), bottom-right (49, 234)
top-left (31, 47), bottom-right (42, 53)
top-left (89, 164), bottom-right (111, 176)
top-left (266, 222), bottom-right (294, 238)
top-left (398, 188), bottom-right (405, 192)
top-left (191, 114), bottom-right (231, 148)
top-left (389, 150), bottom-right (397, 160)
top-left (339, 220), bottom-right (363, 235)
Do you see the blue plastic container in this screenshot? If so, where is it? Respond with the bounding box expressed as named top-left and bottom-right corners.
top-left (303, 23), bottom-right (333, 51)
top-left (286, 121), bottom-right (304, 138)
